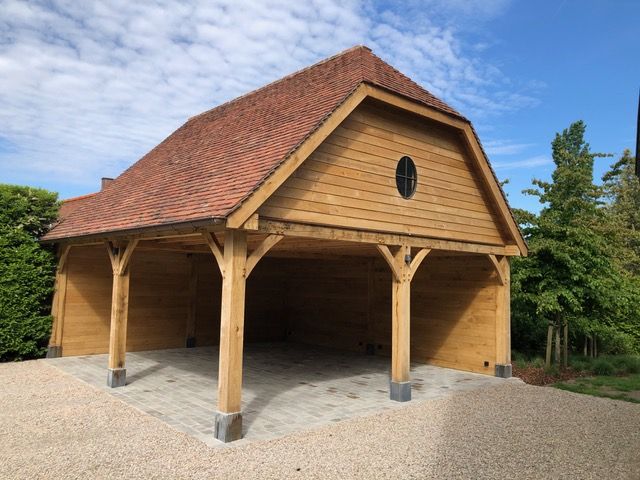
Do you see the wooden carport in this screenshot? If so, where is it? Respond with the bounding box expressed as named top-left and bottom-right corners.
top-left (42, 46), bottom-right (526, 442)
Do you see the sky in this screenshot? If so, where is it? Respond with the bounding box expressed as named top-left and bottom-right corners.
top-left (0, 0), bottom-right (638, 212)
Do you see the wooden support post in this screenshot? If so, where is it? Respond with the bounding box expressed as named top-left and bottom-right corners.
top-left (47, 245), bottom-right (71, 358)
top-left (365, 259), bottom-right (376, 355)
top-left (186, 254), bottom-right (198, 348)
top-left (214, 230), bottom-right (247, 442)
top-left (105, 239), bottom-right (138, 388)
top-left (208, 231), bottom-right (283, 442)
top-left (492, 255), bottom-right (512, 378)
top-left (376, 244), bottom-right (430, 402)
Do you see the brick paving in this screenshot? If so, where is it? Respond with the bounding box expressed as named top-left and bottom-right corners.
top-left (47, 343), bottom-right (504, 447)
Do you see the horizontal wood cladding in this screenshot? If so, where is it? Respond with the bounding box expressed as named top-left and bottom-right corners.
top-left (282, 253), bottom-right (500, 374)
top-left (372, 253), bottom-right (499, 374)
top-left (281, 258), bottom-right (370, 352)
top-left (60, 247), bottom-right (500, 375)
top-left (195, 256), bottom-right (288, 346)
top-left (61, 245), bottom-right (190, 356)
top-left (259, 101), bottom-right (508, 246)
top-left (61, 247), bottom-right (288, 355)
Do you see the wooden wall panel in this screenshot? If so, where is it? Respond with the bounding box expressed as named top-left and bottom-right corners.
top-left (260, 100), bottom-right (508, 245)
top-left (283, 254), bottom-right (500, 375)
top-left (61, 247), bottom-right (500, 376)
top-left (279, 258), bottom-right (369, 352)
top-left (371, 253), bottom-right (499, 374)
top-left (61, 246), bottom-right (191, 356)
top-left (61, 245), bottom-right (112, 355)
top-left (194, 256), bottom-right (288, 346)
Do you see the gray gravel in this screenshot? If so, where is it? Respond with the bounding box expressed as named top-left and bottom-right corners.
top-left (1, 360), bottom-right (639, 479)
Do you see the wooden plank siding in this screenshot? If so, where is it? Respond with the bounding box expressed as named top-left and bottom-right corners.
top-left (62, 245), bottom-right (190, 355)
top-left (60, 246), bottom-right (500, 375)
top-left (259, 101), bottom-right (509, 246)
top-left (61, 246), bottom-right (288, 356)
top-left (283, 254), bottom-right (499, 374)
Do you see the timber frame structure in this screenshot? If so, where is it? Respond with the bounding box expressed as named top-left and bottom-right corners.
top-left (42, 46), bottom-right (526, 442)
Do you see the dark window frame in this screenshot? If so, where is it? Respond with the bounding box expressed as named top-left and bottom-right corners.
top-left (396, 156), bottom-right (417, 199)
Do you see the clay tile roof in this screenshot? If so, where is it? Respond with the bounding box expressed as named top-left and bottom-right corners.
top-left (42, 45), bottom-right (465, 241)
top-left (57, 193), bottom-right (97, 221)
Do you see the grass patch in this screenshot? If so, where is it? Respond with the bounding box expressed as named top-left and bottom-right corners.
top-left (553, 374), bottom-right (640, 403)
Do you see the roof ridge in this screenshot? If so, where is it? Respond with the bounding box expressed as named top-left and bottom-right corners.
top-left (61, 192), bottom-right (98, 203)
top-left (188, 45), bottom-right (372, 122)
top-left (364, 48), bottom-right (464, 119)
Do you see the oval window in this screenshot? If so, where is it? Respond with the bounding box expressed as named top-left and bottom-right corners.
top-left (396, 156), bottom-right (417, 199)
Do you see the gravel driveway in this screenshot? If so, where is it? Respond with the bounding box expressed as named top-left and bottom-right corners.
top-left (1, 360), bottom-right (639, 479)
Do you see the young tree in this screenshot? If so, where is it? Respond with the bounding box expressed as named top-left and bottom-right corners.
top-left (602, 149), bottom-right (640, 274)
top-left (511, 121), bottom-right (628, 365)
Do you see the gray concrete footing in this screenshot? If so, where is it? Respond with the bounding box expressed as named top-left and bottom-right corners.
top-left (107, 368), bottom-right (126, 388)
top-left (390, 381), bottom-right (411, 402)
top-left (214, 411), bottom-right (243, 443)
top-left (495, 364), bottom-right (512, 378)
top-left (46, 345), bottom-right (62, 358)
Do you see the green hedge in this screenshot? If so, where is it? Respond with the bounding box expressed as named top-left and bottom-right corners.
top-left (0, 184), bottom-right (59, 361)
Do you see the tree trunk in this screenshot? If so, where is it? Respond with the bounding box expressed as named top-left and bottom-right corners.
top-left (545, 323), bottom-right (554, 368)
top-left (554, 322), bottom-right (561, 365)
top-left (562, 321), bottom-right (568, 369)
top-left (594, 336), bottom-right (597, 358)
top-left (583, 336), bottom-right (588, 357)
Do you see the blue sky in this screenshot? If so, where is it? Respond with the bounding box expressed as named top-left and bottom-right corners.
top-left (0, 0), bottom-right (638, 213)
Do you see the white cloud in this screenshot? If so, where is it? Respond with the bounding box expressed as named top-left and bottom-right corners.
top-left (492, 155), bottom-right (552, 170)
top-left (0, 0), bottom-right (538, 196)
top-left (484, 140), bottom-right (536, 155)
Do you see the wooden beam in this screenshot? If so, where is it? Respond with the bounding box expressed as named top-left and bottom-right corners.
top-left (376, 244), bottom-right (402, 281)
top-left (105, 239), bottom-right (138, 388)
top-left (376, 243), bottom-right (433, 401)
top-left (215, 229), bottom-right (247, 442)
top-left (245, 234), bottom-right (284, 277)
top-left (487, 254), bottom-right (506, 285)
top-left (202, 231), bottom-right (224, 275)
top-left (409, 248), bottom-right (431, 281)
top-left (225, 84), bottom-right (369, 228)
top-left (185, 254), bottom-right (198, 347)
top-left (390, 244), bottom-right (411, 401)
top-left (461, 124), bottom-right (528, 256)
top-left (365, 259), bottom-right (375, 354)
top-left (495, 256), bottom-right (511, 369)
top-left (47, 244), bottom-right (72, 357)
top-left (241, 213), bottom-right (259, 231)
top-left (258, 220), bottom-right (520, 256)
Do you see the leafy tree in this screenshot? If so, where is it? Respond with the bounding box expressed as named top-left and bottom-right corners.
top-left (0, 184), bottom-right (59, 361)
top-left (602, 149), bottom-right (640, 274)
top-left (510, 122), bottom-right (638, 363)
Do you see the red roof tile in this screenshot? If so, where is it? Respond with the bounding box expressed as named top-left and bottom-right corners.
top-left (57, 193), bottom-right (97, 221)
top-left (43, 46), bottom-right (466, 241)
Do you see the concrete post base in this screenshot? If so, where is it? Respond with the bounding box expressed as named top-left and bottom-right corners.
top-left (107, 368), bottom-right (126, 388)
top-left (214, 411), bottom-right (242, 443)
top-left (390, 381), bottom-right (411, 402)
top-left (186, 337), bottom-right (196, 348)
top-left (46, 345), bottom-right (62, 358)
top-left (495, 364), bottom-right (512, 378)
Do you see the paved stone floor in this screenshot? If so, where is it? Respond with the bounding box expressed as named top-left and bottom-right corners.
top-left (47, 343), bottom-right (504, 447)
